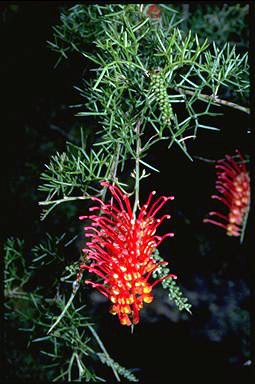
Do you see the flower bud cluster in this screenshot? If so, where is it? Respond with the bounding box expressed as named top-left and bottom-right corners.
top-left (150, 70), bottom-right (174, 125)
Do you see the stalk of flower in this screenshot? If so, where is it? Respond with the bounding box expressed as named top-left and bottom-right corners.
top-left (79, 181), bottom-right (176, 326)
top-left (203, 150), bottom-right (250, 237)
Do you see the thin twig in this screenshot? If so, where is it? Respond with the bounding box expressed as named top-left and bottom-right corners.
top-left (193, 155), bottom-right (216, 164)
top-left (174, 87), bottom-right (250, 114)
top-left (194, 154), bottom-right (250, 164)
top-left (240, 201), bottom-right (250, 244)
top-left (88, 325), bottom-right (120, 382)
top-left (109, 141), bottom-right (121, 181)
top-left (101, 141), bottom-right (122, 205)
top-left (39, 194), bottom-right (90, 206)
top-left (133, 120), bottom-right (142, 217)
top-left (47, 280), bottom-right (80, 335)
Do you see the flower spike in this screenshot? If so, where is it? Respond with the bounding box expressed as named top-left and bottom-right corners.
top-left (79, 181), bottom-right (175, 326)
top-left (203, 150), bottom-right (250, 237)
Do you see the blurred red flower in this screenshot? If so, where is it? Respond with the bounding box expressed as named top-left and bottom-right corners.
top-left (203, 150), bottom-right (250, 237)
top-left (79, 181), bottom-right (176, 326)
top-left (146, 5), bottom-right (161, 19)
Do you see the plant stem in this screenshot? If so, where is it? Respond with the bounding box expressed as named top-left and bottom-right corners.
top-left (240, 199), bottom-right (250, 244)
top-left (88, 325), bottom-right (120, 382)
top-left (39, 194), bottom-right (91, 206)
top-left (47, 280), bottom-right (80, 335)
top-left (101, 141), bottom-right (122, 204)
top-left (133, 120), bottom-right (142, 217)
top-left (174, 87), bottom-right (250, 114)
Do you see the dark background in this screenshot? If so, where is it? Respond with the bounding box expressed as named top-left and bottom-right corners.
top-left (2, 3), bottom-right (254, 382)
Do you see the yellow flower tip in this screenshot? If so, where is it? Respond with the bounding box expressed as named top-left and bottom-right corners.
top-left (120, 314), bottom-right (132, 326)
top-left (143, 285), bottom-right (152, 294)
top-left (143, 294), bottom-right (153, 303)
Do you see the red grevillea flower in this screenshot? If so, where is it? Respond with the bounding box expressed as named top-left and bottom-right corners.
top-left (79, 181), bottom-right (176, 326)
top-left (146, 5), bottom-right (161, 19)
top-left (203, 150), bottom-right (250, 237)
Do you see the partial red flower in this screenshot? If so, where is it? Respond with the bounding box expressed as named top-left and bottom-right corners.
top-left (79, 181), bottom-right (176, 326)
top-left (203, 150), bottom-right (250, 237)
top-left (146, 5), bottom-right (161, 19)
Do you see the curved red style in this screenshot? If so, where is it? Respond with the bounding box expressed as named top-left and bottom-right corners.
top-left (79, 181), bottom-right (176, 326)
top-left (203, 150), bottom-right (250, 237)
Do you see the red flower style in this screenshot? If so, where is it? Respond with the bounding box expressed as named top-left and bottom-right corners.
top-left (79, 181), bottom-right (176, 326)
top-left (146, 5), bottom-right (161, 19)
top-left (203, 150), bottom-right (250, 237)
